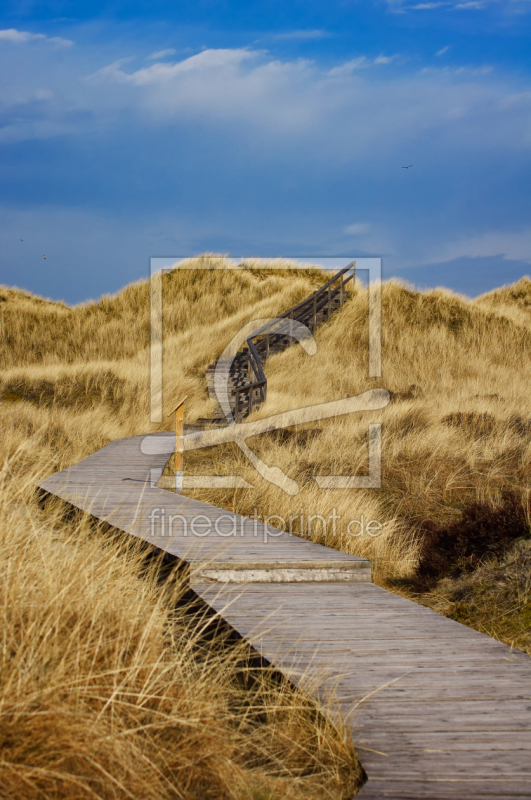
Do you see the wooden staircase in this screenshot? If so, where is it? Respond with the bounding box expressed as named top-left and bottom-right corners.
top-left (198, 263), bottom-right (354, 426)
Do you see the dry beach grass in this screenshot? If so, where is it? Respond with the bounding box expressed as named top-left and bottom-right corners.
top-left (1, 256), bottom-right (531, 796)
top-left (0, 467), bottom-right (362, 799)
top-left (0, 261), bottom-right (363, 799)
top-left (176, 267), bottom-right (531, 652)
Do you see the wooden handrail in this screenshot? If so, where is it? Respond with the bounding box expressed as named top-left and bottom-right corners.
top-left (229, 263), bottom-right (355, 422)
top-left (251, 262), bottom-right (355, 339)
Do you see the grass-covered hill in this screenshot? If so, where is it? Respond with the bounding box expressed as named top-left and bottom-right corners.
top-left (177, 270), bottom-right (531, 654)
top-left (475, 276), bottom-right (531, 328)
top-left (1, 257), bottom-right (531, 796)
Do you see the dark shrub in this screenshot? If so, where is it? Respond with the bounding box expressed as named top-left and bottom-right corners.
top-left (415, 491), bottom-right (530, 584)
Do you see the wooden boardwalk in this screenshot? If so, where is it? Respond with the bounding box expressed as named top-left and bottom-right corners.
top-left (38, 432), bottom-right (370, 580)
top-left (38, 432), bottom-right (531, 799)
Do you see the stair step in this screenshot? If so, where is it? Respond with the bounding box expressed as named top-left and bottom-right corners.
top-left (199, 269), bottom-right (352, 427)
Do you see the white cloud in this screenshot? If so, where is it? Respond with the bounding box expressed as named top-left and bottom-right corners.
top-left (374, 53), bottom-right (399, 64)
top-left (456, 65), bottom-right (492, 74)
top-left (386, 0), bottom-right (448, 8)
top-left (4, 42), bottom-right (531, 173)
top-left (344, 223), bottom-right (371, 235)
top-left (436, 45), bottom-right (451, 56)
top-left (0, 28), bottom-right (73, 47)
top-left (77, 47), bottom-right (531, 157)
top-left (387, 0), bottom-right (531, 10)
top-left (92, 48), bottom-right (256, 86)
top-left (328, 57), bottom-right (368, 76)
top-left (147, 49), bottom-right (176, 60)
top-left (88, 48), bottom-right (323, 131)
top-left (328, 54), bottom-right (399, 76)
top-left (420, 64), bottom-right (493, 75)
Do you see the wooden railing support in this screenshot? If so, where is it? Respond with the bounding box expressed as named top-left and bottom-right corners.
top-left (168, 395), bottom-right (187, 493)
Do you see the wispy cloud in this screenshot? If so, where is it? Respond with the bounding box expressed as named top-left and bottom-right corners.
top-left (328, 53), bottom-right (399, 76)
top-left (147, 48), bottom-right (176, 60)
top-left (92, 48), bottom-right (256, 85)
top-left (387, 0), bottom-right (530, 11)
top-left (420, 63), bottom-right (493, 75)
top-left (374, 53), bottom-right (399, 64)
top-left (436, 45), bottom-right (452, 56)
top-left (0, 28), bottom-right (73, 47)
top-left (328, 56), bottom-right (368, 75)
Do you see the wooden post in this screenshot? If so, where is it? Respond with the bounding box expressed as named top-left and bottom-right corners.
top-left (168, 395), bottom-right (187, 493)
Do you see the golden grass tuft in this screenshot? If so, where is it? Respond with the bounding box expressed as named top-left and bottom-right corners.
top-left (0, 469), bottom-right (362, 798)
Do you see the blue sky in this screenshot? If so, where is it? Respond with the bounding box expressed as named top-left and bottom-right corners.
top-left (0, 0), bottom-right (530, 302)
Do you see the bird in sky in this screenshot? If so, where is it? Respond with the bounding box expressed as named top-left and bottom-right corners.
top-left (43, 255), bottom-right (46, 260)
top-left (20, 239), bottom-right (23, 241)
top-left (402, 165), bottom-right (413, 169)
